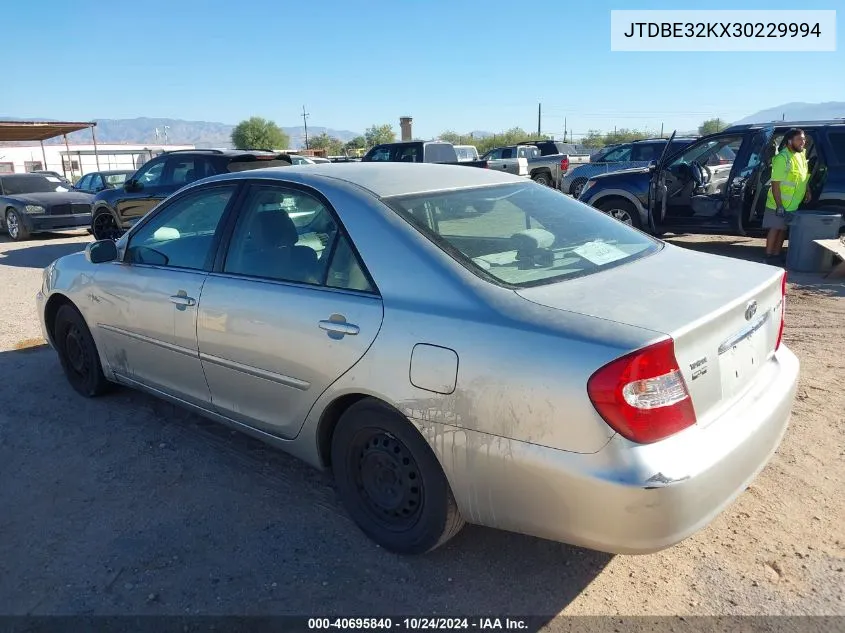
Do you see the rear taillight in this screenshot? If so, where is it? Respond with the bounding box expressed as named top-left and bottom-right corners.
top-left (560, 156), bottom-right (569, 172)
top-left (587, 338), bottom-right (696, 444)
top-left (776, 271), bottom-right (787, 350)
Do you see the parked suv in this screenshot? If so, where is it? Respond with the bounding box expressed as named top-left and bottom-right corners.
top-left (562, 137), bottom-right (698, 197)
top-left (578, 121), bottom-right (845, 236)
top-left (90, 149), bottom-right (293, 240)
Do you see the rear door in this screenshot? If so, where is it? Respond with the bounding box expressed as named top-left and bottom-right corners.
top-left (196, 182), bottom-right (384, 439)
top-left (727, 126), bottom-right (775, 232)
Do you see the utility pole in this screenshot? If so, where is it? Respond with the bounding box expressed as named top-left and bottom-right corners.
top-left (537, 103), bottom-right (541, 137)
top-left (660, 123), bottom-right (664, 137)
top-left (302, 105), bottom-right (310, 149)
top-left (564, 117), bottom-right (567, 142)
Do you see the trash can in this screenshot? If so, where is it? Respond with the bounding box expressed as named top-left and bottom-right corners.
top-left (785, 210), bottom-right (843, 273)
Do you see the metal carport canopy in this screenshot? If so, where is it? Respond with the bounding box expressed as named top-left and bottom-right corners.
top-left (0, 120), bottom-right (100, 173)
top-left (0, 120), bottom-right (95, 141)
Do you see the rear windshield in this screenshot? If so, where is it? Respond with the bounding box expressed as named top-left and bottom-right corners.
top-left (385, 183), bottom-right (659, 288)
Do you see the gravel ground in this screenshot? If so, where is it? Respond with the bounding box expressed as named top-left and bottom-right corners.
top-left (0, 230), bottom-right (843, 627)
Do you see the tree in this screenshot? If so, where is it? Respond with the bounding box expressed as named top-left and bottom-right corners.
top-left (438, 130), bottom-right (462, 144)
top-left (307, 132), bottom-right (344, 155)
top-left (231, 116), bottom-right (290, 150)
top-left (698, 118), bottom-right (728, 136)
top-left (364, 124), bottom-right (396, 146)
top-left (345, 136), bottom-right (366, 151)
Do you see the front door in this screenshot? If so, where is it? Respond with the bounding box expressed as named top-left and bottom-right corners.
top-left (196, 183), bottom-right (384, 439)
top-left (93, 183), bottom-right (240, 406)
top-left (653, 132), bottom-right (747, 226)
top-left (726, 126), bottom-right (776, 233)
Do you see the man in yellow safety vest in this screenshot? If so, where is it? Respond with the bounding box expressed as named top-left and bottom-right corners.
top-left (763, 128), bottom-right (811, 265)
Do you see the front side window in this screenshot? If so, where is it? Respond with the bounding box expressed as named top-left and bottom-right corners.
top-left (386, 183), bottom-right (659, 287)
top-left (670, 135), bottom-right (744, 169)
top-left (135, 159), bottom-right (166, 187)
top-left (126, 185), bottom-right (236, 269)
top-left (75, 174), bottom-right (92, 191)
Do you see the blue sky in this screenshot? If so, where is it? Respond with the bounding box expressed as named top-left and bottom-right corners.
top-left (4, 0), bottom-right (843, 139)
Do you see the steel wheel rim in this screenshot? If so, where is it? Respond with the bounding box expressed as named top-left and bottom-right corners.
top-left (64, 325), bottom-right (90, 378)
top-left (93, 213), bottom-right (118, 240)
top-left (609, 208), bottom-right (633, 225)
top-left (352, 430), bottom-right (424, 531)
top-left (7, 212), bottom-right (19, 238)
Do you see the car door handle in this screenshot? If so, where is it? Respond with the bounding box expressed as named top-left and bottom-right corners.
top-left (169, 295), bottom-right (196, 306)
top-left (319, 319), bottom-right (359, 336)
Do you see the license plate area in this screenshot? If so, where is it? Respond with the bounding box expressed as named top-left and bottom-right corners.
top-left (718, 314), bottom-right (770, 400)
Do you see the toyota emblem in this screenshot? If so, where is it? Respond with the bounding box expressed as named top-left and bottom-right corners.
top-left (745, 300), bottom-right (758, 321)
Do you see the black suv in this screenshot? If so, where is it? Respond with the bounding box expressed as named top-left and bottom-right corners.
top-left (563, 136), bottom-right (698, 197)
top-left (578, 120), bottom-right (845, 236)
top-left (90, 149), bottom-right (293, 240)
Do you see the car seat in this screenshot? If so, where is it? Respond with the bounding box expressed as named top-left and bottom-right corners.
top-left (231, 210), bottom-right (319, 283)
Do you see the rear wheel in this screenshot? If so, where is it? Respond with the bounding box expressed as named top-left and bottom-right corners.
top-left (53, 304), bottom-right (111, 397)
top-left (5, 209), bottom-right (30, 241)
top-left (597, 198), bottom-right (642, 229)
top-left (331, 398), bottom-right (465, 554)
top-left (92, 209), bottom-right (121, 241)
top-left (532, 171), bottom-right (552, 187)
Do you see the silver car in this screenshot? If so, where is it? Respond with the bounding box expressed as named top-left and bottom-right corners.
top-left (37, 163), bottom-right (799, 555)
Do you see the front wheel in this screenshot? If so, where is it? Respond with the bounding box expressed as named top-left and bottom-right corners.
top-left (91, 209), bottom-right (122, 241)
top-left (596, 199), bottom-right (642, 229)
top-left (5, 209), bottom-right (31, 241)
top-left (53, 304), bottom-right (112, 397)
top-left (331, 398), bottom-right (465, 554)
top-left (570, 178), bottom-right (588, 198)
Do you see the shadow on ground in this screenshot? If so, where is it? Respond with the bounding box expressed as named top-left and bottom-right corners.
top-left (0, 234), bottom-right (89, 269)
top-left (0, 345), bottom-right (611, 622)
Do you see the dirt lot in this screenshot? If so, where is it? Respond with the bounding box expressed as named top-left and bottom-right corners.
top-left (0, 230), bottom-right (843, 625)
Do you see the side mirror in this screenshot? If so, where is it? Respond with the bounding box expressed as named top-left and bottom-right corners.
top-left (124, 179), bottom-right (141, 192)
top-left (85, 239), bottom-right (119, 264)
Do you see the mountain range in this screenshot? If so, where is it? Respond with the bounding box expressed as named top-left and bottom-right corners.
top-left (0, 117), bottom-right (361, 149)
top-left (2, 102), bottom-right (843, 148)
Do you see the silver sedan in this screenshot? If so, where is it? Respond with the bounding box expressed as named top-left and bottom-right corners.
top-left (37, 163), bottom-right (799, 555)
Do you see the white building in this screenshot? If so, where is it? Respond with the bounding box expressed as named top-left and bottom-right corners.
top-left (0, 143), bottom-right (194, 179)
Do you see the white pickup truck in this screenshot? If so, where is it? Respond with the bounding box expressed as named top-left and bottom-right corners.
top-left (482, 140), bottom-right (591, 188)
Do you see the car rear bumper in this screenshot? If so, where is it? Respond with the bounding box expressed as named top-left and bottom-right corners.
top-left (417, 344), bottom-right (799, 554)
top-left (27, 213), bottom-right (92, 233)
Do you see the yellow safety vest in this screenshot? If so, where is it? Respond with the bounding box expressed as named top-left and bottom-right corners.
top-left (766, 148), bottom-right (808, 212)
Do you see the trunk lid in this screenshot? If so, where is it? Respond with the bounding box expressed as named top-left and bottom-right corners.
top-left (516, 243), bottom-right (785, 426)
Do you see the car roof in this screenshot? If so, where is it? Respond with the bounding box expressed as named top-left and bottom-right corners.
top-left (201, 162), bottom-right (528, 198)
top-left (725, 120), bottom-right (845, 132)
top-left (162, 149), bottom-right (290, 158)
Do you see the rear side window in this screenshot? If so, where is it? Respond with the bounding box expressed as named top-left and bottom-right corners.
top-left (631, 143), bottom-right (660, 162)
top-left (827, 132), bottom-right (845, 164)
top-left (424, 144), bottom-right (457, 162)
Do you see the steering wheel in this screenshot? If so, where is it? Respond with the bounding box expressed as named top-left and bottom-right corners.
top-left (689, 160), bottom-right (707, 188)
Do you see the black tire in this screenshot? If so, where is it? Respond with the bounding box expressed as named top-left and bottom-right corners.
top-left (596, 198), bottom-right (642, 229)
top-left (570, 178), bottom-right (588, 198)
top-left (532, 171), bottom-right (552, 187)
top-left (5, 208), bottom-right (31, 241)
top-left (331, 398), bottom-right (465, 554)
top-left (53, 304), bottom-right (112, 397)
top-left (91, 209), bottom-right (121, 241)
